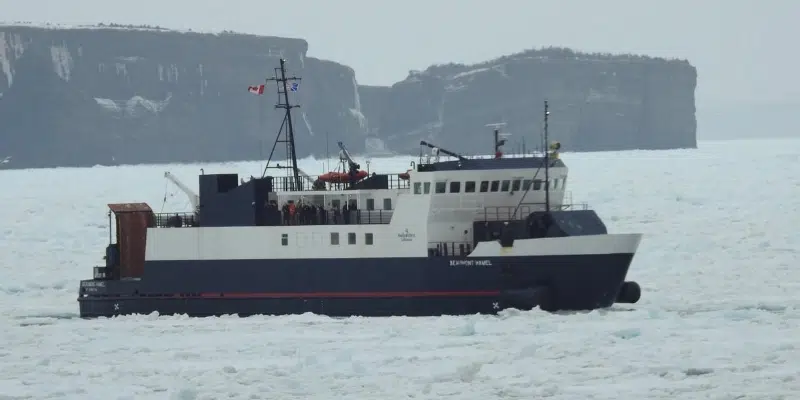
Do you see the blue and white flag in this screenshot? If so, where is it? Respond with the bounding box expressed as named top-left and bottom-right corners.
top-left (289, 82), bottom-right (299, 92)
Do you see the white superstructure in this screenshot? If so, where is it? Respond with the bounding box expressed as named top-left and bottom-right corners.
top-left (144, 150), bottom-right (638, 264)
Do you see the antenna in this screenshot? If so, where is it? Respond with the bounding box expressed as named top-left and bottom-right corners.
top-left (509, 101), bottom-right (555, 219)
top-left (485, 122), bottom-right (508, 158)
top-left (262, 59), bottom-right (302, 191)
top-left (543, 100), bottom-right (551, 213)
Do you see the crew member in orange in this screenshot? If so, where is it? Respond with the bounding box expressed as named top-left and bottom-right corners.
top-left (288, 201), bottom-right (297, 225)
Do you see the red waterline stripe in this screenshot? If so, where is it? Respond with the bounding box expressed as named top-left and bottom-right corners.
top-left (200, 291), bottom-right (501, 299)
top-left (79, 291), bottom-right (503, 300)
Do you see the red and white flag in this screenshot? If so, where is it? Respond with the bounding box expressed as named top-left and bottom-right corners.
top-left (248, 84), bottom-right (265, 95)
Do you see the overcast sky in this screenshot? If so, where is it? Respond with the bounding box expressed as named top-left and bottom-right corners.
top-left (1, 0), bottom-right (796, 112)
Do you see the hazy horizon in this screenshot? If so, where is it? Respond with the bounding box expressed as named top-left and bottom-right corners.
top-left (1, 0), bottom-right (797, 139)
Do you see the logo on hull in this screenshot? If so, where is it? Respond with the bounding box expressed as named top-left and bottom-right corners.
top-left (398, 228), bottom-right (416, 242)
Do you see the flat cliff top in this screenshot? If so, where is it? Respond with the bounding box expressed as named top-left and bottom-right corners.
top-left (1, 21), bottom-right (295, 38)
top-left (406, 46), bottom-right (694, 84)
top-left (2, 21), bottom-right (692, 72)
top-left (0, 21), bottom-right (310, 53)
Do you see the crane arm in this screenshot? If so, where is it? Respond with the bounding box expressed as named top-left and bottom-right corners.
top-left (419, 141), bottom-right (467, 161)
top-left (336, 141), bottom-right (360, 171)
top-left (164, 171), bottom-right (200, 212)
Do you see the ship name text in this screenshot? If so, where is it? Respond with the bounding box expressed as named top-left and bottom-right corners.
top-left (449, 260), bottom-right (493, 267)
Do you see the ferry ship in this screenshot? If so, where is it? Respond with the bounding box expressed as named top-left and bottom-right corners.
top-left (77, 59), bottom-right (643, 318)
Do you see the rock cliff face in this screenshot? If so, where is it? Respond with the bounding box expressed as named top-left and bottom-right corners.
top-left (0, 24), bottom-right (697, 169)
top-left (365, 50), bottom-right (697, 155)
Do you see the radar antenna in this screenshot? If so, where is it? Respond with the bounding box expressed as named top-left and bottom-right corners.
top-left (261, 59), bottom-right (302, 191)
top-left (486, 122), bottom-right (509, 158)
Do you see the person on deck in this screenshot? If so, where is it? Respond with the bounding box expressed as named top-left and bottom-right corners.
top-left (281, 203), bottom-right (290, 225)
top-left (332, 203), bottom-right (340, 224)
top-left (288, 202), bottom-right (296, 225)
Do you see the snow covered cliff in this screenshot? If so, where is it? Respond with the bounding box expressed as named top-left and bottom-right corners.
top-left (0, 24), bottom-right (696, 168)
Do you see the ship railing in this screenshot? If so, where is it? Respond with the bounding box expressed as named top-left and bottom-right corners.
top-left (154, 212), bottom-right (198, 228)
top-left (563, 190), bottom-right (574, 205)
top-left (479, 202), bottom-right (589, 222)
top-left (386, 174), bottom-right (411, 190)
top-left (153, 209), bottom-right (393, 228)
top-left (270, 173), bottom-right (410, 192)
top-left (416, 150), bottom-right (550, 169)
top-left (427, 241), bottom-right (474, 257)
top-left (280, 209), bottom-right (393, 226)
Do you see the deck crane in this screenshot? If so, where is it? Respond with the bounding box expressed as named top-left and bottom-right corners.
top-left (419, 140), bottom-right (467, 162)
top-left (336, 141), bottom-right (363, 188)
top-left (164, 171), bottom-right (200, 213)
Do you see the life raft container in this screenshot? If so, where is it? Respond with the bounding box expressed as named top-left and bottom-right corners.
top-left (318, 170), bottom-right (368, 183)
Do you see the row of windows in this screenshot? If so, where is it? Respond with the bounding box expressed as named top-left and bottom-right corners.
top-left (280, 232), bottom-right (374, 246)
top-left (413, 178), bottom-right (564, 195)
top-left (365, 198), bottom-right (392, 211)
top-left (328, 198), bottom-right (393, 211)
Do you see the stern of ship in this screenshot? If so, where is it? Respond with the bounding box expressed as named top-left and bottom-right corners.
top-left (78, 203), bottom-right (153, 318)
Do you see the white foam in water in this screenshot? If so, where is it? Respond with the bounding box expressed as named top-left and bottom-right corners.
top-left (0, 139), bottom-right (798, 399)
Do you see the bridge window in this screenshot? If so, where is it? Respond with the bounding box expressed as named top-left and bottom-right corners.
top-left (332, 199), bottom-right (341, 209)
top-left (383, 198), bottom-right (392, 210)
top-left (561, 177), bottom-right (567, 188)
top-left (281, 234), bottom-right (288, 246)
top-left (413, 182), bottom-right (422, 194)
top-left (522, 179), bottom-right (532, 191)
top-left (465, 181), bottom-right (476, 193)
top-left (479, 181), bottom-right (489, 192)
top-left (511, 179), bottom-right (521, 191)
top-left (366, 198), bottom-right (375, 210)
top-left (553, 179), bottom-right (559, 189)
top-left (365, 233), bottom-right (374, 245)
top-left (330, 232), bottom-right (339, 245)
top-left (501, 180), bottom-right (510, 191)
top-left (449, 181), bottom-right (461, 193)
top-left (490, 180), bottom-right (499, 192)
top-left (533, 179), bottom-right (543, 190)
top-left (435, 182), bottom-right (446, 193)
top-left (423, 182), bottom-right (431, 194)
top-left (348, 232), bottom-right (357, 245)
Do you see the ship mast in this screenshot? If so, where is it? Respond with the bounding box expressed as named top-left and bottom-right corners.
top-left (543, 100), bottom-right (551, 213)
top-left (263, 58), bottom-right (302, 191)
top-left (485, 122), bottom-right (508, 158)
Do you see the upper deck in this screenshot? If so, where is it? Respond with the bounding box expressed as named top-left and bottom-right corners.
top-left (270, 172), bottom-right (411, 192)
top-left (417, 154), bottom-right (565, 172)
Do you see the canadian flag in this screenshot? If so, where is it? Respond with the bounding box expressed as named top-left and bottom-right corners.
top-left (248, 84), bottom-right (265, 95)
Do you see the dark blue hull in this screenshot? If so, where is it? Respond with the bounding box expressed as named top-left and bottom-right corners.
top-left (78, 253), bottom-right (641, 318)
